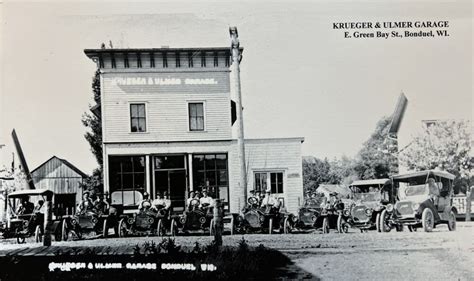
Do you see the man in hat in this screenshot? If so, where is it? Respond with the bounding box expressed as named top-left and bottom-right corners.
top-left (137, 192), bottom-right (152, 212)
top-left (260, 189), bottom-right (277, 208)
top-left (186, 191), bottom-right (196, 210)
top-left (94, 193), bottom-right (110, 215)
top-left (199, 189), bottom-right (214, 208)
top-left (77, 192), bottom-right (94, 214)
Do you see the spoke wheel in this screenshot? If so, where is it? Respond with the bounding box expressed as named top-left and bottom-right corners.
top-left (379, 210), bottom-right (391, 233)
top-left (229, 217), bottom-right (234, 236)
top-left (322, 217), bottom-right (330, 234)
top-left (35, 225), bottom-right (42, 243)
top-left (422, 208), bottom-right (434, 232)
top-left (268, 218), bottom-right (273, 235)
top-left (118, 218), bottom-right (127, 238)
top-left (61, 219), bottom-right (68, 241)
top-left (102, 219), bottom-right (109, 238)
top-left (375, 213), bottom-right (381, 232)
top-left (283, 217), bottom-right (291, 234)
top-left (170, 219), bottom-right (177, 237)
top-left (156, 219), bottom-right (163, 237)
top-left (447, 211), bottom-right (456, 231)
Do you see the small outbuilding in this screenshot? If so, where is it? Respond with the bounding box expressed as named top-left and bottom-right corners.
top-left (31, 156), bottom-right (87, 216)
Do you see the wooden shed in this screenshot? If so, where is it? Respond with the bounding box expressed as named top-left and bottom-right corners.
top-left (31, 156), bottom-right (87, 216)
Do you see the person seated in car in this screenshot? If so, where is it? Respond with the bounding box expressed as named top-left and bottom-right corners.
top-left (17, 196), bottom-right (35, 215)
top-left (186, 191), bottom-right (195, 208)
top-left (33, 200), bottom-right (44, 214)
top-left (93, 193), bottom-right (110, 215)
top-left (260, 189), bottom-right (278, 212)
top-left (77, 192), bottom-right (94, 215)
top-left (162, 191), bottom-right (172, 210)
top-left (199, 190), bottom-right (214, 209)
top-left (152, 192), bottom-right (167, 211)
top-left (137, 192), bottom-right (152, 212)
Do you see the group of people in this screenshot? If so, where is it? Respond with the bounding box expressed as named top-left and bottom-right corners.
top-left (186, 189), bottom-right (214, 211)
top-left (76, 192), bottom-right (110, 215)
top-left (248, 189), bottom-right (281, 209)
top-left (15, 196), bottom-right (43, 215)
top-left (137, 191), bottom-right (171, 213)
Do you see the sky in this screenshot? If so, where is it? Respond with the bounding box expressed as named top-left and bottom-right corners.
top-left (0, 0), bottom-right (472, 175)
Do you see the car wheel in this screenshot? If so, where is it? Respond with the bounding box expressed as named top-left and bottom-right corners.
top-left (375, 213), bottom-right (381, 232)
top-left (268, 218), bottom-right (273, 235)
top-left (447, 211), bottom-right (456, 231)
top-left (156, 219), bottom-right (163, 237)
top-left (229, 216), bottom-right (234, 236)
top-left (35, 225), bottom-right (42, 243)
top-left (102, 219), bottom-right (108, 238)
top-left (422, 208), bottom-right (434, 232)
top-left (283, 217), bottom-right (291, 234)
top-left (337, 215), bottom-right (345, 234)
top-left (322, 217), bottom-right (329, 234)
top-left (379, 210), bottom-right (391, 233)
top-left (118, 218), bottom-right (127, 238)
top-left (170, 219), bottom-right (177, 237)
top-left (62, 219), bottom-right (68, 241)
top-left (209, 219), bottom-right (215, 236)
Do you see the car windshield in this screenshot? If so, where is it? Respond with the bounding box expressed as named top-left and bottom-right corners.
top-left (405, 184), bottom-right (428, 196)
top-left (353, 192), bottom-right (381, 202)
top-left (304, 197), bottom-right (325, 207)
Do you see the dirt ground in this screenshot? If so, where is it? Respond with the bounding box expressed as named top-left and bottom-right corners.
top-left (1, 222), bottom-right (472, 280)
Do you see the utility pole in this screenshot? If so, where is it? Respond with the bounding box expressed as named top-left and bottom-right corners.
top-left (229, 27), bottom-right (248, 206)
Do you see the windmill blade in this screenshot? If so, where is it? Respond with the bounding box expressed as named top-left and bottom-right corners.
top-left (388, 92), bottom-right (408, 138)
top-left (11, 129), bottom-right (35, 189)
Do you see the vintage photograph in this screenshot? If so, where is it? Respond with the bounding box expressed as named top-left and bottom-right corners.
top-left (0, 1), bottom-right (472, 280)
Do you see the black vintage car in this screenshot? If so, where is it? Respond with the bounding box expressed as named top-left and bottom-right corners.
top-left (61, 211), bottom-right (112, 240)
top-left (319, 195), bottom-right (347, 234)
top-left (337, 179), bottom-right (393, 233)
top-left (295, 196), bottom-right (326, 230)
top-left (237, 197), bottom-right (295, 234)
top-left (170, 199), bottom-right (215, 235)
top-left (118, 205), bottom-right (171, 237)
top-left (2, 189), bottom-right (61, 244)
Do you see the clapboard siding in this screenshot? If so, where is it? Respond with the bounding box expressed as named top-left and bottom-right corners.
top-left (102, 72), bottom-right (232, 143)
top-left (31, 156), bottom-right (86, 204)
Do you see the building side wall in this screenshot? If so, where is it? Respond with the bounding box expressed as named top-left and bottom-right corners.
top-left (101, 71), bottom-right (232, 143)
top-left (238, 139), bottom-right (304, 214)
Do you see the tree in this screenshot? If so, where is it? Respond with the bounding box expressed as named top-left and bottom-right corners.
top-left (82, 69), bottom-right (103, 167)
top-left (302, 156), bottom-right (331, 194)
top-left (352, 116), bottom-right (399, 180)
top-left (327, 156), bottom-right (358, 185)
top-left (399, 120), bottom-right (473, 193)
top-left (81, 69), bottom-right (104, 194)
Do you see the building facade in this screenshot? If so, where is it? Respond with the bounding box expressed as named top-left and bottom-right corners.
top-left (85, 46), bottom-right (304, 214)
top-left (31, 156), bottom-right (86, 216)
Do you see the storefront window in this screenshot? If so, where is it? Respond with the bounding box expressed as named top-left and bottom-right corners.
top-left (109, 156), bottom-right (146, 205)
top-left (193, 154), bottom-right (228, 202)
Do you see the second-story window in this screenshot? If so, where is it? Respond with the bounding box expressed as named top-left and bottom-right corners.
top-left (188, 102), bottom-right (204, 131)
top-left (130, 103), bottom-right (146, 132)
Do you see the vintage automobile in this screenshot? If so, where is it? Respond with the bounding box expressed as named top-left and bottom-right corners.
top-left (170, 198), bottom-right (216, 235)
top-left (380, 170), bottom-right (457, 233)
top-left (61, 208), bottom-right (116, 240)
top-left (118, 204), bottom-right (170, 237)
top-left (237, 196), bottom-right (295, 234)
top-left (3, 189), bottom-right (61, 244)
top-left (295, 196), bottom-right (326, 230)
top-left (337, 179), bottom-right (393, 233)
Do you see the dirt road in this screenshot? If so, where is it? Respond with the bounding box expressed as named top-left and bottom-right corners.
top-left (1, 222), bottom-right (472, 280)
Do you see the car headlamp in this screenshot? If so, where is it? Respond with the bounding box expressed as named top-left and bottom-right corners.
top-left (71, 219), bottom-right (78, 225)
top-left (199, 217), bottom-right (206, 224)
top-left (311, 215), bottom-right (317, 222)
top-left (127, 218), bottom-right (135, 224)
top-left (344, 209), bottom-right (350, 216)
top-left (412, 203), bottom-right (420, 211)
top-left (292, 216), bottom-right (298, 222)
top-left (179, 217), bottom-right (186, 224)
top-left (365, 208), bottom-right (373, 216)
top-left (386, 204), bottom-right (394, 212)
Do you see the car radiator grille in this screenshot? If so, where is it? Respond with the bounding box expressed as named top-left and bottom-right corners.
top-left (396, 202), bottom-right (414, 216)
top-left (351, 206), bottom-right (369, 222)
top-left (245, 211), bottom-right (261, 228)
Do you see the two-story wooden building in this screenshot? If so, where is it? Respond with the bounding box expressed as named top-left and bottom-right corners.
top-left (84, 45), bottom-right (304, 214)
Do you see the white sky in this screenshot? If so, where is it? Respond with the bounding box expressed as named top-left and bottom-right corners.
top-left (0, 1), bottom-right (472, 175)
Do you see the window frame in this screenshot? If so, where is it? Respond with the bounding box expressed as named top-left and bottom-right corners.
top-left (192, 153), bottom-right (229, 205)
top-left (187, 101), bottom-right (206, 132)
top-left (129, 102), bottom-right (148, 133)
top-left (253, 171), bottom-right (285, 194)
